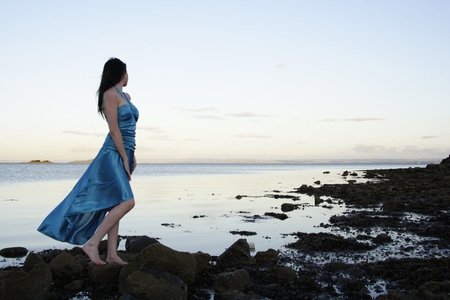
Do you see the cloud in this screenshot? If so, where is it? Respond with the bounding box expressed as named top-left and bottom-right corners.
top-left (62, 130), bottom-right (103, 137)
top-left (322, 117), bottom-right (385, 122)
top-left (138, 126), bottom-right (164, 132)
top-left (422, 136), bottom-right (436, 139)
top-left (352, 144), bottom-right (449, 156)
top-left (226, 111), bottom-right (272, 118)
top-left (231, 134), bottom-right (271, 138)
top-left (173, 106), bottom-right (218, 112)
top-left (275, 62), bottom-right (288, 68)
top-left (192, 115), bottom-right (224, 120)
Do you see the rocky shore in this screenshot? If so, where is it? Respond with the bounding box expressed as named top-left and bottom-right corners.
top-left (1, 156), bottom-right (450, 299)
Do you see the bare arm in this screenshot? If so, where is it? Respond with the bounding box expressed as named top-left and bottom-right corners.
top-left (103, 89), bottom-right (131, 180)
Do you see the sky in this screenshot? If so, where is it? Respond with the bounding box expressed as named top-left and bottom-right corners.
top-left (1, 0), bottom-right (449, 163)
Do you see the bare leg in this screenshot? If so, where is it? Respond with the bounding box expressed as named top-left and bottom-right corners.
top-left (106, 221), bottom-right (127, 264)
top-left (83, 198), bottom-right (135, 265)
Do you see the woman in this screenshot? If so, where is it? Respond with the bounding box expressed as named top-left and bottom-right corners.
top-left (38, 58), bottom-right (139, 265)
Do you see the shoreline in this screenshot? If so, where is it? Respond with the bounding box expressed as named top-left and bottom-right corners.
top-left (1, 155), bottom-right (450, 299)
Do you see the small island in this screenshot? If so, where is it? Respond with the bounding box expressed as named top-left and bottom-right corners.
top-left (26, 160), bottom-right (53, 164)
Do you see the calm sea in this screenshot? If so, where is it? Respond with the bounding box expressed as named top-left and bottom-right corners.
top-left (0, 163), bottom-right (426, 259)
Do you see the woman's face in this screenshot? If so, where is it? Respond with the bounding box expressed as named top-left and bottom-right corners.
top-left (122, 71), bottom-right (129, 87)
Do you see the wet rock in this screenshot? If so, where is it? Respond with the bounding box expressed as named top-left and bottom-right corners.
top-left (383, 200), bottom-right (405, 212)
top-left (273, 266), bottom-right (297, 280)
top-left (125, 268), bottom-right (187, 300)
top-left (264, 212), bottom-right (288, 220)
top-left (254, 248), bottom-right (278, 263)
top-left (119, 243), bottom-right (196, 292)
top-left (230, 230), bottom-right (257, 236)
top-left (125, 235), bottom-right (160, 253)
top-left (281, 203), bottom-right (299, 212)
top-left (214, 269), bottom-right (251, 293)
top-left (23, 252), bottom-right (43, 272)
top-left (0, 246), bottom-right (28, 258)
top-left (286, 232), bottom-right (376, 252)
top-left (193, 251), bottom-right (211, 274)
top-left (49, 251), bottom-right (84, 278)
top-left (88, 263), bottom-right (123, 284)
top-left (64, 279), bottom-right (84, 290)
top-left (373, 233), bottom-right (392, 244)
top-left (0, 255), bottom-right (52, 300)
top-left (217, 239), bottom-right (255, 268)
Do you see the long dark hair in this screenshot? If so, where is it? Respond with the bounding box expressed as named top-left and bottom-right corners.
top-left (97, 57), bottom-right (127, 118)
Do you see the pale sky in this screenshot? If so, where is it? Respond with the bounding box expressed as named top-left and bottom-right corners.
top-left (1, 0), bottom-right (449, 163)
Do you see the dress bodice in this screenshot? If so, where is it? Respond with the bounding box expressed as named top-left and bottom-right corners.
top-left (102, 87), bottom-right (139, 151)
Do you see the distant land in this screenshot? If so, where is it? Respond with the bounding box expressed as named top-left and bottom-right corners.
top-left (69, 159), bottom-right (94, 164)
top-left (25, 160), bottom-right (53, 164)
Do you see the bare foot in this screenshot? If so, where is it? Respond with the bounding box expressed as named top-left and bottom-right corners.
top-left (82, 244), bottom-right (106, 265)
top-left (106, 256), bottom-right (128, 265)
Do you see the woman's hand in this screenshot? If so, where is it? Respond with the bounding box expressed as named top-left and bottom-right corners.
top-left (123, 158), bottom-right (132, 181)
top-left (131, 156), bottom-right (137, 174)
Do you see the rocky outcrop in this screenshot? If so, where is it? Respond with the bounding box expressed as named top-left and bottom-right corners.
top-left (126, 268), bottom-right (188, 300)
top-left (49, 251), bottom-right (83, 278)
top-left (119, 242), bottom-right (197, 293)
top-left (214, 269), bottom-right (251, 293)
top-left (0, 252), bottom-right (52, 300)
top-left (217, 239), bottom-right (255, 267)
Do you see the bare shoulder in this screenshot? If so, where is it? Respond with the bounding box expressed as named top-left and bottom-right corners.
top-left (103, 88), bottom-right (120, 103)
top-left (124, 92), bottom-right (131, 101)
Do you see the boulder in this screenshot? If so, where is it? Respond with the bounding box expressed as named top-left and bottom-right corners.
top-left (125, 268), bottom-right (187, 300)
top-left (217, 239), bottom-right (254, 267)
top-left (64, 279), bottom-right (84, 290)
top-left (0, 247), bottom-right (28, 258)
top-left (254, 248), bottom-right (278, 263)
top-left (125, 235), bottom-right (160, 253)
top-left (192, 251), bottom-right (211, 274)
top-left (281, 203), bottom-right (296, 212)
top-left (373, 233), bottom-right (392, 244)
top-left (49, 251), bottom-right (84, 278)
top-left (23, 252), bottom-right (43, 272)
top-left (0, 255), bottom-right (52, 300)
top-left (214, 269), bottom-right (251, 293)
top-left (119, 243), bottom-right (196, 292)
top-left (88, 263), bottom-right (123, 284)
top-left (273, 266), bottom-right (297, 280)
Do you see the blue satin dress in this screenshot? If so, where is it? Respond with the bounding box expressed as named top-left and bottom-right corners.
top-left (37, 86), bottom-right (139, 245)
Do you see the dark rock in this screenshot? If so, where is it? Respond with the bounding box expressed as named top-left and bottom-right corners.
top-left (119, 243), bottom-right (196, 292)
top-left (373, 233), bottom-right (392, 244)
top-left (64, 279), bottom-right (84, 290)
top-left (0, 255), bottom-right (52, 299)
top-left (214, 269), bottom-right (251, 293)
top-left (314, 180), bottom-right (321, 185)
top-left (23, 252), bottom-right (43, 272)
top-left (49, 251), bottom-right (84, 278)
top-left (230, 230), bottom-right (257, 236)
top-left (88, 263), bottom-right (123, 284)
top-left (192, 251), bottom-right (211, 274)
top-left (281, 203), bottom-right (297, 212)
top-left (286, 232), bottom-right (375, 252)
top-left (125, 268), bottom-right (187, 300)
top-left (125, 235), bottom-right (160, 253)
top-left (0, 246), bottom-right (28, 258)
top-left (217, 239), bottom-right (254, 267)
top-left (254, 248), bottom-right (278, 263)
top-left (383, 200), bottom-right (404, 212)
top-left (273, 266), bottom-right (297, 280)
top-left (264, 212), bottom-right (288, 220)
